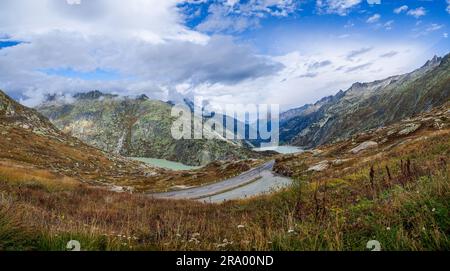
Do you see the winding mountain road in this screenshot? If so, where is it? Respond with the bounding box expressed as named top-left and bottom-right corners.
top-left (150, 160), bottom-right (292, 203)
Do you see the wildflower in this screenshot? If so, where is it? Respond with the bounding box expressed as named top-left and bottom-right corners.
top-left (288, 229), bottom-right (295, 234)
top-left (432, 208), bottom-right (436, 212)
top-left (422, 227), bottom-right (426, 231)
top-left (386, 227), bottom-right (391, 231)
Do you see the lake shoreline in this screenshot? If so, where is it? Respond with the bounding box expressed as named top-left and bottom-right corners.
top-left (252, 145), bottom-right (304, 154)
top-left (130, 157), bottom-right (202, 171)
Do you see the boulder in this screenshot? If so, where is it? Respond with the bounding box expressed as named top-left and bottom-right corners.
top-left (307, 160), bottom-right (329, 172)
top-left (332, 158), bottom-right (351, 166)
top-left (349, 141), bottom-right (378, 154)
top-left (398, 123), bottom-right (421, 136)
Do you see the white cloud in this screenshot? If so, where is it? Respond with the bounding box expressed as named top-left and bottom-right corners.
top-left (447, 0), bottom-right (450, 14)
top-left (0, 0), bottom-right (209, 43)
top-left (316, 0), bottom-right (362, 16)
top-left (0, 0), bottom-right (436, 113)
top-left (66, 0), bottom-right (81, 5)
top-left (344, 21), bottom-right (355, 28)
top-left (183, 41), bottom-right (427, 111)
top-left (426, 24), bottom-right (443, 32)
top-left (196, 4), bottom-right (260, 33)
top-left (394, 5), bottom-right (408, 14)
top-left (407, 7), bottom-right (426, 18)
top-left (412, 23), bottom-right (446, 38)
top-left (225, 0), bottom-right (239, 7)
top-left (0, 0), bottom-right (284, 105)
top-left (384, 20), bottom-right (394, 30)
top-left (366, 14), bottom-right (381, 23)
top-left (0, 32), bottom-right (282, 105)
top-left (193, 0), bottom-right (300, 33)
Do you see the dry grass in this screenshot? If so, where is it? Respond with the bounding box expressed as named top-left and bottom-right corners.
top-left (0, 105), bottom-right (448, 251)
top-left (0, 127), bottom-right (448, 251)
top-left (0, 162), bottom-right (79, 192)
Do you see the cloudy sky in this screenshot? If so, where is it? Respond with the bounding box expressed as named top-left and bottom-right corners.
top-left (0, 0), bottom-right (449, 110)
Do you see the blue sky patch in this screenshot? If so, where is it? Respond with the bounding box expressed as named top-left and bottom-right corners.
top-left (0, 40), bottom-right (22, 50)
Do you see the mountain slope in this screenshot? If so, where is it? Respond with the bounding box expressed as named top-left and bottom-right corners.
top-left (37, 92), bottom-right (259, 166)
top-left (0, 89), bottom-right (167, 188)
top-left (0, 90), bottom-right (266, 193)
top-left (280, 54), bottom-right (450, 148)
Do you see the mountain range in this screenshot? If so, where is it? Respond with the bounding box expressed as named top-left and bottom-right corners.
top-left (280, 54), bottom-right (450, 148)
top-left (32, 53), bottom-right (450, 165)
top-left (37, 91), bottom-right (259, 166)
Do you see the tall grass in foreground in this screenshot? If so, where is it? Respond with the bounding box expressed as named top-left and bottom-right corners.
top-left (0, 134), bottom-right (449, 251)
top-left (0, 164), bottom-right (448, 251)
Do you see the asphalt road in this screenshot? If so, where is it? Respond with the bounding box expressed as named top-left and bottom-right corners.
top-left (150, 160), bottom-right (292, 202)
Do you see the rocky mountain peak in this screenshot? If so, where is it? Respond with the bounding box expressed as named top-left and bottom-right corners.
top-left (73, 90), bottom-right (118, 100)
top-left (137, 94), bottom-right (149, 101)
top-left (421, 55), bottom-right (442, 69)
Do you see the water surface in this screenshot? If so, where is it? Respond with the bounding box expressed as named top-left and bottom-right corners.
top-left (253, 145), bottom-right (303, 154)
top-left (131, 157), bottom-right (201, 171)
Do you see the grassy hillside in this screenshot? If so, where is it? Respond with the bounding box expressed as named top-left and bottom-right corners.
top-left (1, 104), bottom-right (448, 251)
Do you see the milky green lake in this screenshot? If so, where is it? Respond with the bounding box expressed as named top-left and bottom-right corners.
top-left (252, 145), bottom-right (304, 154)
top-left (130, 157), bottom-right (201, 171)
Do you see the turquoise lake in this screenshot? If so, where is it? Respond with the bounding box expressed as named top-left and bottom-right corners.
top-left (130, 157), bottom-right (201, 171)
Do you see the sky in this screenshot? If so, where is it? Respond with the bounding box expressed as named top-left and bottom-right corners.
top-left (0, 0), bottom-right (449, 110)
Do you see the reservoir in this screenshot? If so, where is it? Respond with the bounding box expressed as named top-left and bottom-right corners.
top-left (252, 145), bottom-right (303, 154)
top-left (130, 157), bottom-right (201, 171)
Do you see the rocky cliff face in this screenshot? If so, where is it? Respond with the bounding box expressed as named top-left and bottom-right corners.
top-left (280, 54), bottom-right (450, 148)
top-left (37, 92), bottom-right (258, 166)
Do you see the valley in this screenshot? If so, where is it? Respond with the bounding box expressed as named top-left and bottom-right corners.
top-left (1, 101), bottom-right (448, 251)
top-left (0, 54), bottom-right (449, 251)
top-left (37, 91), bottom-right (260, 167)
